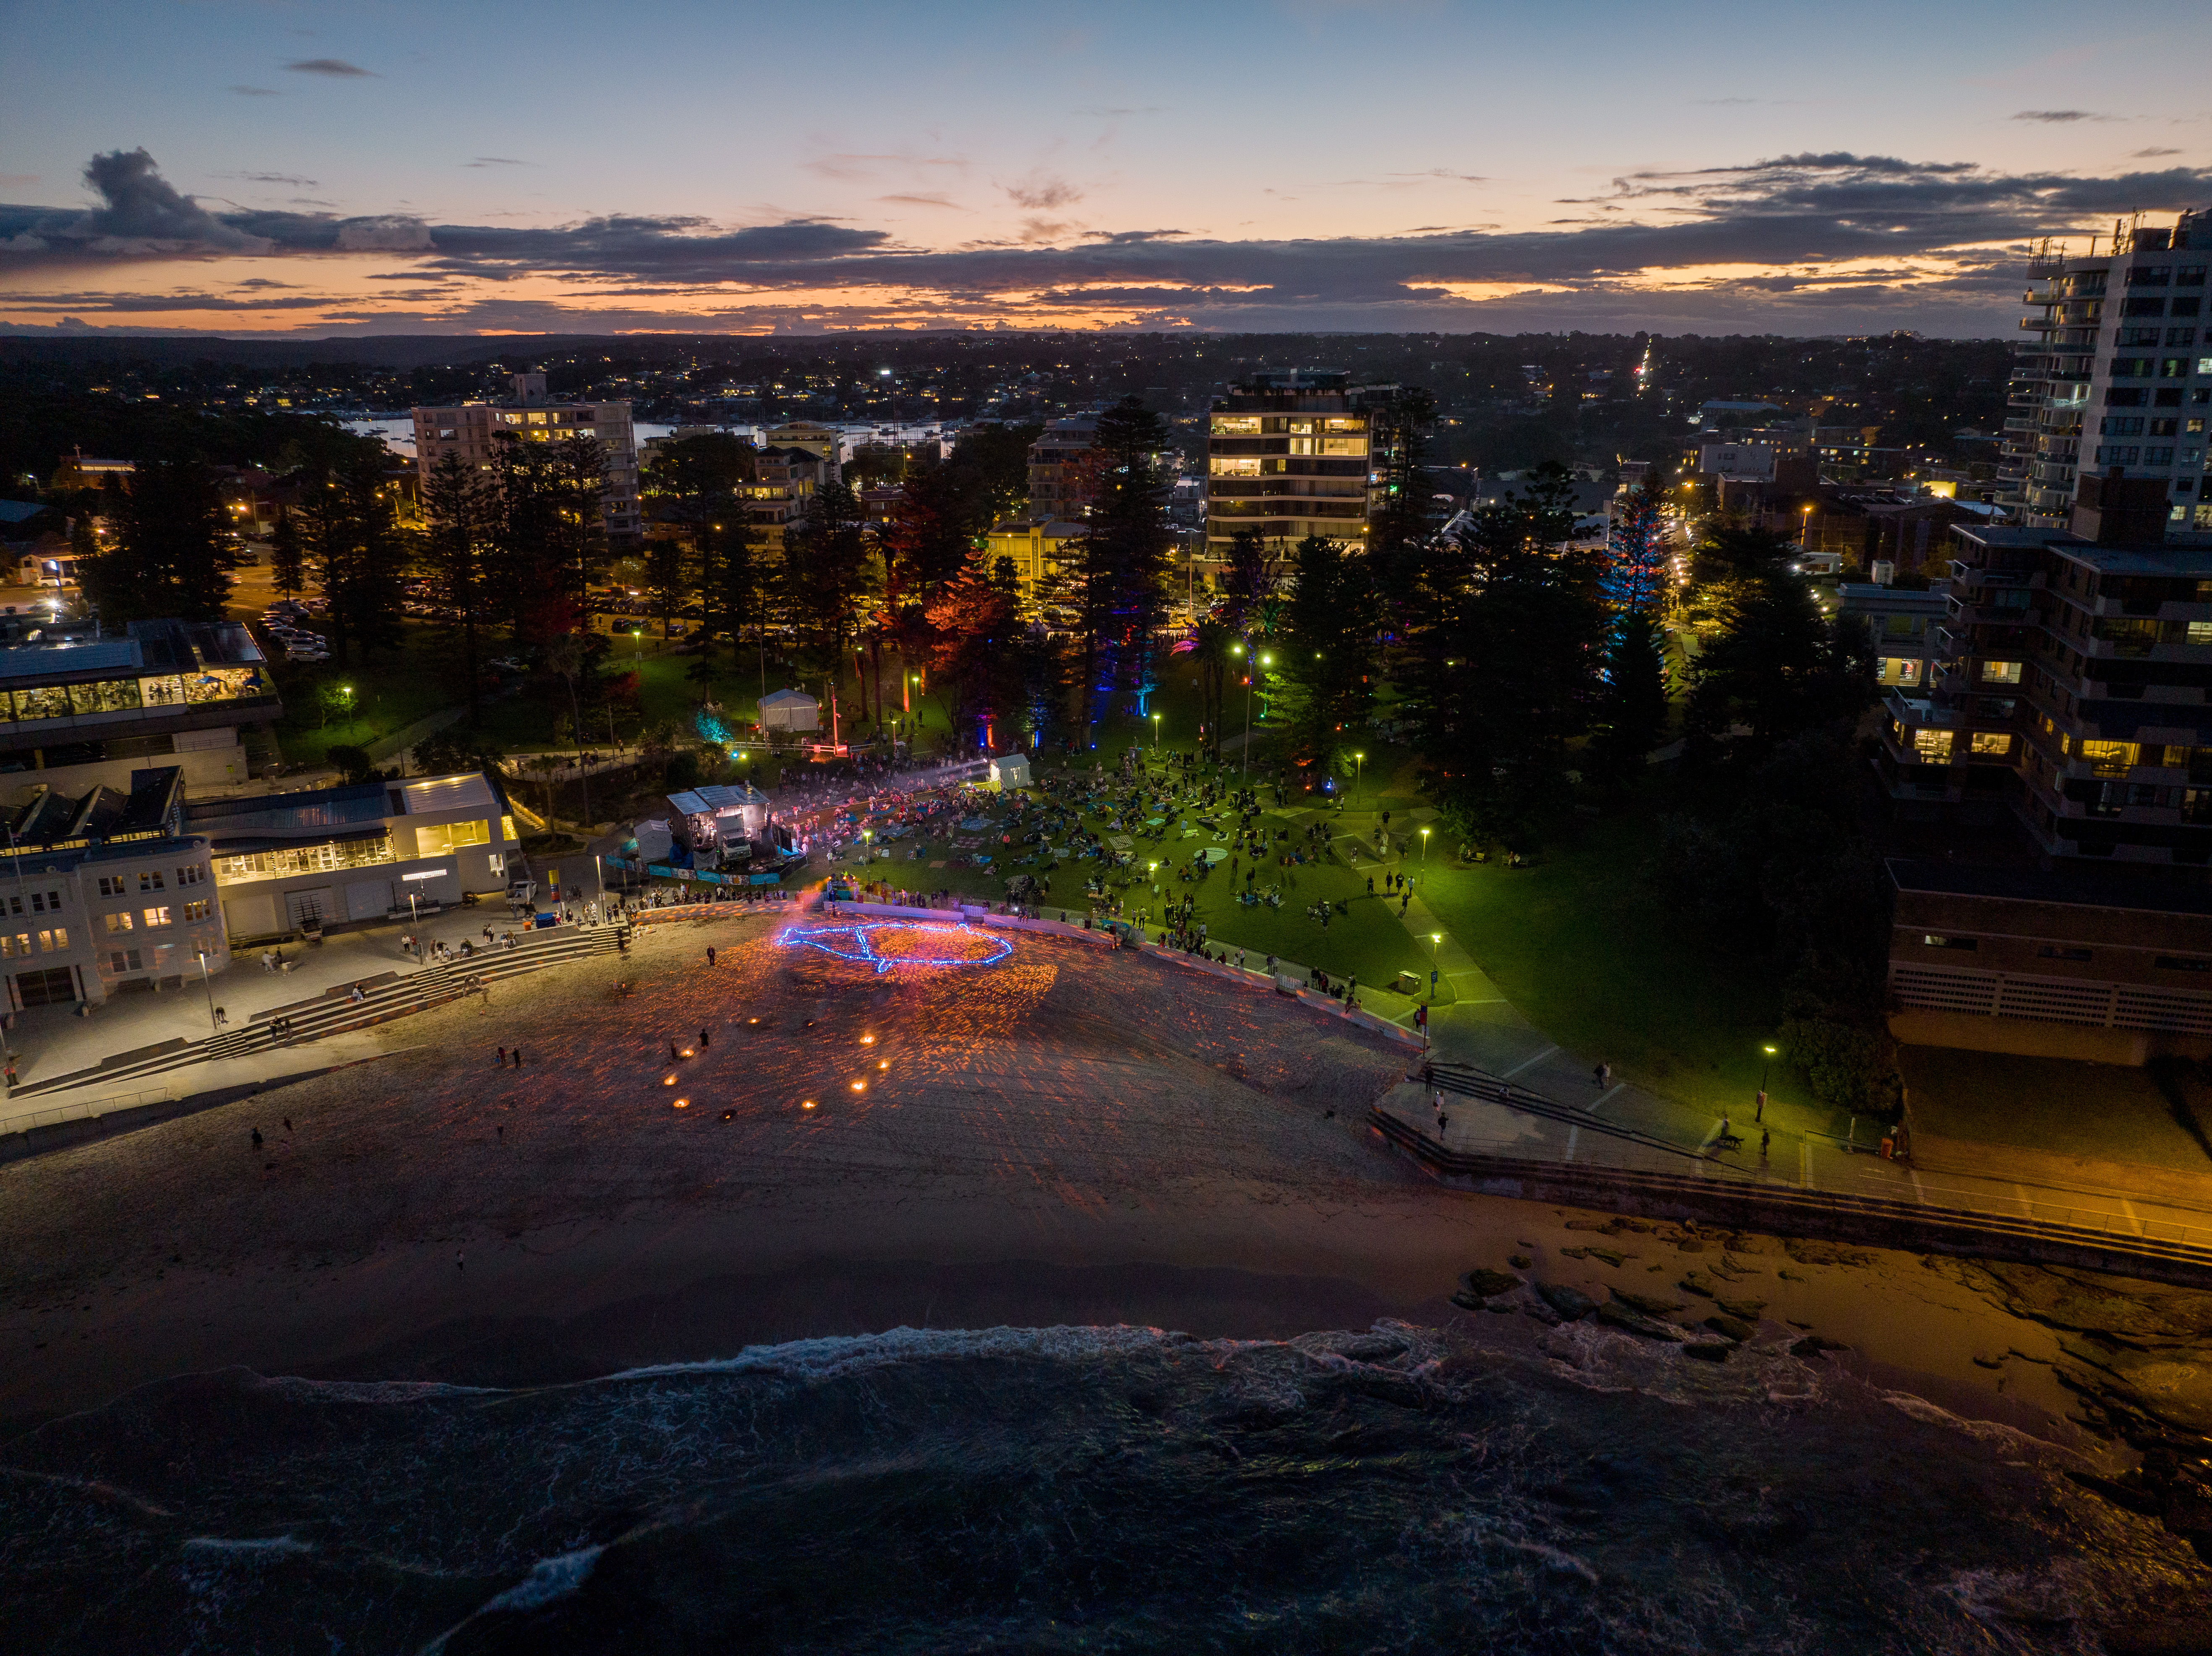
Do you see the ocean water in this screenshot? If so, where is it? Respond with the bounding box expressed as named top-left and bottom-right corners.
top-left (1, 1319), bottom-right (2203, 1654)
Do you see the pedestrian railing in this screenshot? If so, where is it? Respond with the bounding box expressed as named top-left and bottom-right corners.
top-left (0, 1083), bottom-right (175, 1140)
top-left (1367, 1106), bottom-right (2212, 1285)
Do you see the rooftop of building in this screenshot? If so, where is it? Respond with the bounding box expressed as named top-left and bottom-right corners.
top-left (184, 772), bottom-right (501, 849)
top-left (0, 619), bottom-right (267, 685)
top-left (1889, 857), bottom-right (2212, 917)
top-left (3, 766), bottom-right (187, 859)
top-left (1839, 582), bottom-right (1949, 608)
top-left (1954, 525), bottom-right (2212, 574)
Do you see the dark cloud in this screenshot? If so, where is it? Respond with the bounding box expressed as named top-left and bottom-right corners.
top-left (5, 146), bottom-right (2211, 336)
top-left (284, 59), bottom-right (376, 77)
top-left (2134, 147), bottom-right (2184, 159)
top-left (0, 149), bottom-right (275, 257)
top-left (464, 157), bottom-right (531, 168)
top-left (2012, 109), bottom-right (2108, 123)
top-left (228, 85), bottom-right (279, 97)
top-left (1004, 173), bottom-right (1082, 210)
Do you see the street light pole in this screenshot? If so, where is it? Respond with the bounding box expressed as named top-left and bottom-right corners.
top-left (195, 949), bottom-right (219, 1033)
top-left (1420, 826), bottom-right (1430, 864)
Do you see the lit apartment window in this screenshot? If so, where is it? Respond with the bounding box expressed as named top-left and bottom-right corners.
top-left (2079, 740), bottom-right (2139, 776)
top-left (1912, 729), bottom-right (1954, 763)
top-left (1970, 732), bottom-right (2014, 756)
top-left (138, 870), bottom-right (164, 892)
top-left (1922, 934), bottom-right (1978, 950)
top-left (142, 906), bottom-right (171, 928)
top-left (37, 927), bottom-right (66, 952)
top-left (176, 865), bottom-right (204, 886)
top-left (1982, 661), bottom-right (2023, 684)
top-left (183, 899), bottom-right (210, 923)
top-left (104, 912), bottom-right (132, 933)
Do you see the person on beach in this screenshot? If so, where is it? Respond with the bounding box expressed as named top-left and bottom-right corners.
top-left (1761, 1127), bottom-right (1771, 1160)
top-left (1595, 1061), bottom-right (1611, 1089)
top-left (513, 1048), bottom-right (524, 1067)
top-left (497, 1047), bottom-right (506, 1066)
top-left (250, 1127), bottom-right (263, 1151)
top-left (707, 946), bottom-right (717, 967)
top-left (699, 1027), bottom-right (711, 1049)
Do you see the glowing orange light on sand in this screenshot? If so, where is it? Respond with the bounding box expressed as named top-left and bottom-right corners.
top-left (851, 1080), bottom-right (867, 1092)
top-left (673, 1098), bottom-right (689, 1109)
top-left (663, 1075), bottom-right (676, 1086)
top-left (801, 1099), bottom-right (818, 1110)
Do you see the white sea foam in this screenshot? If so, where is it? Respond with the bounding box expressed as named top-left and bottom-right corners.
top-left (180, 1534), bottom-right (313, 1559)
top-left (1880, 1390), bottom-right (2086, 1461)
top-left (599, 1322), bottom-right (1188, 1385)
top-left (419, 1546), bottom-right (605, 1656)
top-left (255, 1375), bottom-right (497, 1403)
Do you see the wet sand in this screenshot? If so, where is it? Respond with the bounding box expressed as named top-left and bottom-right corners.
top-left (0, 913), bottom-right (2171, 1458)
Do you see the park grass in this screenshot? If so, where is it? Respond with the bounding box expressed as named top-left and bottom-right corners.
top-left (269, 628), bottom-right (464, 767)
top-left (1412, 814), bottom-right (1841, 1130)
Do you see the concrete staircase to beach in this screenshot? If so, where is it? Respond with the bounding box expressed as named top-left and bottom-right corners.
top-left (6, 922), bottom-right (631, 1105)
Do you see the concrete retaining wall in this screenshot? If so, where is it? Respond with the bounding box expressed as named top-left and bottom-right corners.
top-left (1368, 1107), bottom-right (2212, 1290)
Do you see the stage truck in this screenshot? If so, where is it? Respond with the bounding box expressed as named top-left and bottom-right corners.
top-left (650, 783), bottom-right (808, 883)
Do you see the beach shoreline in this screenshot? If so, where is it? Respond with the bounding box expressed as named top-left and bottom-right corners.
top-left (0, 915), bottom-right (2179, 1469)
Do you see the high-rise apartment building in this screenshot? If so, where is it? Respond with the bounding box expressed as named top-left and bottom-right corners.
top-left (2000, 211), bottom-right (2210, 530)
top-left (412, 372), bottom-right (641, 539)
top-left (1203, 370), bottom-right (1400, 557)
top-left (1027, 415), bottom-right (1100, 518)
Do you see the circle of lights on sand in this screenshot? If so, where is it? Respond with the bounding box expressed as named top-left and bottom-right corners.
top-left (775, 921), bottom-right (1014, 974)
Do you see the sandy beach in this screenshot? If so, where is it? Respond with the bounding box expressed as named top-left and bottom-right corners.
top-left (0, 911), bottom-right (2194, 1467)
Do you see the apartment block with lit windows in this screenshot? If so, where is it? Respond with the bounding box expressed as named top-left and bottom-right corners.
top-left (1999, 209), bottom-right (2209, 530)
top-left (1203, 369), bottom-right (1398, 556)
top-left (411, 372), bottom-right (640, 539)
top-left (0, 765), bottom-right (227, 1012)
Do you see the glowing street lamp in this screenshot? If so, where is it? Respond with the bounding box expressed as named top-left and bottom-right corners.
top-left (1352, 750), bottom-right (1364, 804)
top-left (1152, 711), bottom-right (1162, 751)
top-left (1420, 825), bottom-right (1430, 863)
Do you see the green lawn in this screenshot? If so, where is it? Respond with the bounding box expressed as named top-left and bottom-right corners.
top-left (1414, 815), bottom-right (1839, 1129)
top-left (269, 629), bottom-right (465, 767)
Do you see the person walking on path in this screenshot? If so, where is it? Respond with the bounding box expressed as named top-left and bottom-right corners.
top-left (1755, 1088), bottom-right (1766, 1123)
top-left (707, 945), bottom-right (717, 967)
top-left (456, 1250), bottom-right (464, 1271)
top-left (1594, 1061), bottom-right (1611, 1090)
top-left (513, 1048), bottom-right (524, 1067)
top-left (250, 1127), bottom-right (263, 1151)
top-left (1760, 1127), bottom-right (1771, 1160)
top-left (497, 1046), bottom-right (507, 1066)
top-left (699, 1027), bottom-right (711, 1050)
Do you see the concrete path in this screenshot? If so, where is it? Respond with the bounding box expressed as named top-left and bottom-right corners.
top-left (1277, 800), bottom-right (2212, 1244)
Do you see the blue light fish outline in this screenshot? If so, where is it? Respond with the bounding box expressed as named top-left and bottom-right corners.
top-left (775, 921), bottom-right (1013, 974)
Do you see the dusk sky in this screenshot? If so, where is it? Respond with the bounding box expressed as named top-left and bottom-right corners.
top-left (3, 0), bottom-right (2209, 337)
